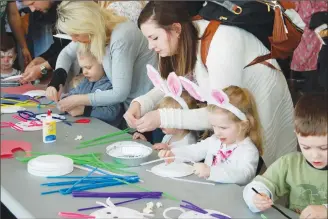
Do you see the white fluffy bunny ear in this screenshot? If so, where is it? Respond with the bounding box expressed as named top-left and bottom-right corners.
top-left (167, 72), bottom-right (183, 97)
top-left (179, 76), bottom-right (206, 102)
top-left (146, 64), bottom-right (168, 93)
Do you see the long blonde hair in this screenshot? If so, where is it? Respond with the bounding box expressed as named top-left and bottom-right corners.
top-left (208, 86), bottom-right (263, 155)
top-left (56, 1), bottom-right (126, 63)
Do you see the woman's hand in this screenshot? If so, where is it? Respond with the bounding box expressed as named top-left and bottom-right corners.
top-left (133, 132), bottom-right (147, 141)
top-left (135, 110), bottom-right (160, 133)
top-left (58, 95), bottom-right (84, 112)
top-left (21, 57), bottom-right (47, 83)
top-left (22, 47), bottom-right (32, 67)
top-left (300, 205), bottom-right (327, 219)
top-left (123, 101), bottom-right (141, 128)
top-left (252, 193), bottom-right (273, 212)
top-left (193, 163), bottom-right (210, 178)
top-left (46, 85), bottom-right (62, 102)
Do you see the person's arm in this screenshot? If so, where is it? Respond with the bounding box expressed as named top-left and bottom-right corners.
top-left (243, 155), bottom-right (290, 212)
top-left (84, 104), bottom-right (121, 124)
top-left (88, 35), bottom-right (138, 106)
top-left (48, 42), bottom-right (78, 90)
top-left (171, 136), bottom-right (212, 162)
top-left (40, 38), bottom-right (71, 70)
top-left (7, 2), bottom-right (28, 51)
top-left (207, 143), bottom-right (259, 185)
top-left (159, 107), bottom-right (212, 130)
top-left (133, 87), bottom-right (165, 116)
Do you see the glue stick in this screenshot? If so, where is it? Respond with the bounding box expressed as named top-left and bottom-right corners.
top-left (42, 109), bottom-right (56, 143)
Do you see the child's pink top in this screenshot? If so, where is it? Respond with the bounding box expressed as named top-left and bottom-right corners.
top-left (291, 1), bottom-right (328, 72)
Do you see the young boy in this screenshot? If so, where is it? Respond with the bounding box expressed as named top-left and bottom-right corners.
top-left (1, 34), bottom-right (21, 87)
top-left (46, 49), bottom-right (122, 127)
top-left (243, 93), bottom-right (327, 218)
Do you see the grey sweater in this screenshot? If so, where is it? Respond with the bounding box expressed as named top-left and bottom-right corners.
top-left (56, 21), bottom-right (158, 110)
top-left (67, 75), bottom-right (122, 126)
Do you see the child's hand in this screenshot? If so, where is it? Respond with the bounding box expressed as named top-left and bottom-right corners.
top-left (45, 85), bottom-right (63, 102)
top-left (300, 205), bottom-right (327, 219)
top-left (252, 193), bottom-right (273, 211)
top-left (133, 132), bottom-right (147, 141)
top-left (193, 163), bottom-right (210, 178)
top-left (153, 143), bottom-right (169, 150)
top-left (68, 106), bottom-right (85, 117)
top-left (158, 150), bottom-right (175, 163)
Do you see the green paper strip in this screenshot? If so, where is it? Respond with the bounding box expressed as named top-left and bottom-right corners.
top-left (80, 128), bottom-right (133, 145)
top-left (261, 214), bottom-right (268, 219)
top-left (76, 136), bottom-right (132, 149)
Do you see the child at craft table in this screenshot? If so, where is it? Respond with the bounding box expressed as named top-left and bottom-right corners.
top-left (133, 65), bottom-right (198, 149)
top-left (1, 34), bottom-right (21, 87)
top-left (243, 93), bottom-right (327, 219)
top-left (46, 48), bottom-right (122, 127)
top-left (158, 80), bottom-right (263, 186)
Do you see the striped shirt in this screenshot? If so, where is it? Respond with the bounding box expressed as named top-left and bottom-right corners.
top-left (1, 69), bottom-right (21, 87)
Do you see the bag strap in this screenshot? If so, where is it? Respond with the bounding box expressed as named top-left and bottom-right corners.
top-left (193, 15), bottom-right (221, 68)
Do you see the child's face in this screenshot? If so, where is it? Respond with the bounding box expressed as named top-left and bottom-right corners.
top-left (209, 111), bottom-right (244, 145)
top-left (298, 134), bottom-right (327, 169)
top-left (1, 49), bottom-right (16, 71)
top-left (78, 55), bottom-right (104, 82)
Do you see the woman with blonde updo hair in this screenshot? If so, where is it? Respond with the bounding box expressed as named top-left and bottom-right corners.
top-left (46, 1), bottom-right (157, 117)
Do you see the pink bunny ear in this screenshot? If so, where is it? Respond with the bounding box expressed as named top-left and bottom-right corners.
top-left (179, 76), bottom-right (205, 102)
top-left (211, 89), bottom-right (229, 105)
top-left (167, 72), bottom-right (182, 97)
top-left (146, 64), bottom-right (167, 93)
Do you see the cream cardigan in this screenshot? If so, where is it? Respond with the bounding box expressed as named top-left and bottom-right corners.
top-left (134, 20), bottom-right (297, 166)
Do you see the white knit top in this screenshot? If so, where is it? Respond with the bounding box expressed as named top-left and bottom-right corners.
top-left (134, 20), bottom-right (297, 166)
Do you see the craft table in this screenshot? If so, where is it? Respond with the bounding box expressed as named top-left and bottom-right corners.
top-left (1, 108), bottom-right (299, 219)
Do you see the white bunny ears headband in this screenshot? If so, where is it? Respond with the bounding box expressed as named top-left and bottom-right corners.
top-left (146, 64), bottom-right (247, 121)
top-left (146, 64), bottom-right (189, 109)
top-left (179, 77), bottom-right (248, 121)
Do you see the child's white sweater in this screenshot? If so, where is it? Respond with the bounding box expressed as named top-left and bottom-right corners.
top-left (171, 136), bottom-right (259, 185)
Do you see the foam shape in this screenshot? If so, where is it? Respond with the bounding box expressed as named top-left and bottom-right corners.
top-left (14, 121), bottom-right (43, 131)
top-left (1, 106), bottom-right (26, 114)
top-left (1, 140), bottom-right (32, 159)
top-left (90, 204), bottom-right (148, 219)
top-left (151, 162), bottom-right (194, 178)
top-left (23, 90), bottom-right (46, 97)
top-left (1, 75), bottom-right (23, 82)
top-left (27, 155), bottom-right (74, 177)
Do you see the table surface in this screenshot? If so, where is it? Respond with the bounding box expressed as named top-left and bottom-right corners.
top-left (1, 107), bottom-right (299, 219)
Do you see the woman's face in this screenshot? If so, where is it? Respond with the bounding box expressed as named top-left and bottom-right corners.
top-left (70, 34), bottom-right (91, 44)
top-left (140, 21), bottom-right (180, 57)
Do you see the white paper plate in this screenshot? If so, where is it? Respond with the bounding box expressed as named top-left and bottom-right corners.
top-left (23, 90), bottom-right (46, 97)
top-left (1, 75), bottom-right (23, 82)
top-left (35, 113), bottom-right (65, 122)
top-left (151, 162), bottom-right (194, 178)
top-left (106, 141), bottom-right (152, 159)
top-left (1, 106), bottom-right (26, 114)
top-left (27, 155), bottom-right (74, 177)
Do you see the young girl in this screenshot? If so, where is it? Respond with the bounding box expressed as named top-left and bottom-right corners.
top-left (133, 65), bottom-right (198, 149)
top-left (159, 78), bottom-right (263, 185)
top-left (46, 48), bottom-right (122, 127)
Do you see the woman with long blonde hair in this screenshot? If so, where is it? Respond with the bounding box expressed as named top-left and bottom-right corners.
top-left (46, 1), bottom-right (157, 116)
